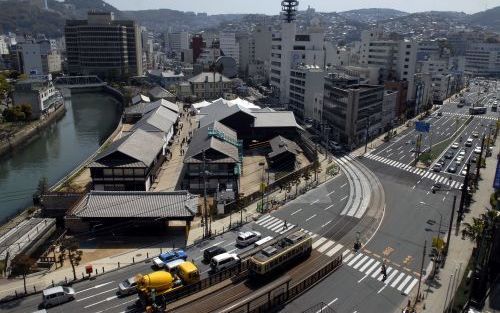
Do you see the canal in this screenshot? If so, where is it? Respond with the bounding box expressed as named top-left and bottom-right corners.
top-left (0, 91), bottom-right (121, 222)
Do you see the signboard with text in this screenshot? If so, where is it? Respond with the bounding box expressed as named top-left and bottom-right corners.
top-left (415, 121), bottom-right (430, 133)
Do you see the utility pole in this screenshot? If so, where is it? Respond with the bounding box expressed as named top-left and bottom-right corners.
top-left (202, 150), bottom-right (210, 238)
top-left (458, 162), bottom-right (470, 225)
top-left (444, 195), bottom-right (457, 260)
top-left (415, 240), bottom-right (426, 307)
top-left (364, 117), bottom-right (371, 154)
top-left (475, 134), bottom-right (485, 186)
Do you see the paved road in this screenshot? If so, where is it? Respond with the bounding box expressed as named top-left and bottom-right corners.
top-left (0, 173), bottom-right (356, 313)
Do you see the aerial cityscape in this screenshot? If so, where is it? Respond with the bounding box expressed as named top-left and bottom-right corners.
top-left (0, 1), bottom-right (499, 313)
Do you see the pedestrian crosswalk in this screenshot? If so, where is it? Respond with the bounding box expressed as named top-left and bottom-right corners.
top-left (364, 153), bottom-right (462, 189)
top-left (254, 215), bottom-right (419, 295)
top-left (342, 250), bottom-right (419, 295)
top-left (441, 111), bottom-right (498, 121)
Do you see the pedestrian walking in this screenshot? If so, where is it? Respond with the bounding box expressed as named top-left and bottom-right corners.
top-left (282, 220), bottom-right (288, 230)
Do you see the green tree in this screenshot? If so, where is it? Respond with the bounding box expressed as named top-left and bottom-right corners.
top-left (20, 105), bottom-right (32, 120)
top-left (302, 168), bottom-right (311, 185)
top-left (462, 210), bottom-right (499, 248)
top-left (10, 254), bottom-right (36, 294)
top-left (60, 237), bottom-right (83, 281)
top-left (311, 159), bottom-right (322, 181)
top-left (0, 74), bottom-right (11, 98)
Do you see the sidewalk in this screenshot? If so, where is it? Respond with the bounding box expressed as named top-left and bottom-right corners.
top-left (407, 136), bottom-right (499, 313)
top-left (186, 151), bottom-right (339, 245)
top-left (0, 151), bottom-right (339, 301)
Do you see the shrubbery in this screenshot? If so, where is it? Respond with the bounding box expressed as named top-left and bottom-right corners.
top-left (2, 104), bottom-right (32, 122)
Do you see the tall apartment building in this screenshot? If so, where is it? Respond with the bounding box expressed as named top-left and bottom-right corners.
top-left (219, 32), bottom-right (240, 65)
top-left (270, 1), bottom-right (326, 104)
top-left (65, 12), bottom-right (143, 80)
top-left (141, 28), bottom-right (154, 70)
top-left (288, 65), bottom-right (325, 124)
top-left (465, 43), bottom-right (500, 77)
top-left (236, 33), bottom-right (253, 75)
top-left (0, 36), bottom-right (9, 55)
top-left (359, 29), bottom-right (417, 102)
top-left (323, 72), bottom-right (383, 148)
top-left (17, 39), bottom-right (61, 75)
top-left (168, 32), bottom-right (190, 56)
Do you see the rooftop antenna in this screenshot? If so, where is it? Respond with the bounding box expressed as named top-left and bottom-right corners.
top-left (281, 0), bottom-right (299, 23)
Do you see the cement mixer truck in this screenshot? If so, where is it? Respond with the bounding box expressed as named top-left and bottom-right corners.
top-left (136, 261), bottom-right (200, 312)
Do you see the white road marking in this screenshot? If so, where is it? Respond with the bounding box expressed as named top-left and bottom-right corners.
top-left (317, 240), bottom-right (335, 253)
top-left (397, 275), bottom-right (413, 291)
top-left (291, 209), bottom-right (302, 215)
top-left (340, 196), bottom-right (348, 201)
top-left (324, 204), bottom-right (334, 211)
top-left (255, 215), bottom-right (273, 225)
top-left (391, 272), bottom-right (406, 288)
top-left (321, 220), bottom-right (332, 228)
top-left (84, 295), bottom-right (118, 308)
top-left (352, 255), bottom-right (369, 270)
top-left (75, 282), bottom-right (115, 294)
top-left (312, 237), bottom-right (327, 249)
top-left (76, 288), bottom-right (116, 302)
top-left (359, 258), bottom-right (375, 272)
top-left (341, 183), bottom-right (347, 188)
top-left (311, 199), bottom-right (319, 205)
top-left (223, 241), bottom-right (235, 247)
top-left (305, 214), bottom-right (317, 222)
top-left (314, 298), bottom-right (338, 313)
top-left (412, 185), bottom-right (416, 190)
top-left (347, 253), bottom-right (363, 267)
top-left (326, 244), bottom-right (344, 257)
top-left (358, 274), bottom-right (368, 283)
top-left (364, 261), bottom-right (380, 276)
top-left (403, 278), bottom-right (419, 295)
top-left (327, 191), bottom-right (335, 196)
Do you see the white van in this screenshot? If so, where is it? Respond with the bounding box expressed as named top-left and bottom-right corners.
top-left (41, 286), bottom-right (75, 308)
top-left (165, 259), bottom-right (185, 273)
top-left (210, 253), bottom-right (239, 272)
top-left (254, 236), bottom-right (273, 247)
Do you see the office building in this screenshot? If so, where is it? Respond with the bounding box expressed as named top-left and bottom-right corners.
top-left (465, 42), bottom-right (500, 77)
top-left (17, 39), bottom-right (61, 75)
top-left (270, 1), bottom-right (326, 104)
top-left (219, 32), bottom-right (240, 66)
top-left (323, 72), bottom-right (383, 148)
top-left (65, 11), bottom-right (143, 80)
top-left (168, 32), bottom-right (190, 57)
top-left (288, 64), bottom-right (325, 124)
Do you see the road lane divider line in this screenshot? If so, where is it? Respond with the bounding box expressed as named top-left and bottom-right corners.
top-left (75, 282), bottom-right (115, 294)
top-left (76, 288), bottom-right (116, 302)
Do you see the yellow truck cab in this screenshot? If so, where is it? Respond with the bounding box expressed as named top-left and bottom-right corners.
top-left (177, 261), bottom-right (200, 285)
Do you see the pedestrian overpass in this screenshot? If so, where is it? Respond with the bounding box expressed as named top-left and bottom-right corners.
top-left (53, 75), bottom-right (106, 88)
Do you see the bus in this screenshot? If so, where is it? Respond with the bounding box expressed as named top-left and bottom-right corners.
top-left (469, 106), bottom-right (487, 115)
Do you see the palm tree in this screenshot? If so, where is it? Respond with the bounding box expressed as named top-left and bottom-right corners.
top-left (462, 210), bottom-right (499, 248)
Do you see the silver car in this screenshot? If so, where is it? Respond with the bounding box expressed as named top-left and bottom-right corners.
top-left (118, 276), bottom-right (137, 296)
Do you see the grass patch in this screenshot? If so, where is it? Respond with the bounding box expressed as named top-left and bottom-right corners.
top-left (418, 117), bottom-right (471, 164)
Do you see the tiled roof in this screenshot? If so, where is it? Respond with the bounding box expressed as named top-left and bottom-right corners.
top-left (132, 94), bottom-right (150, 105)
top-left (72, 191), bottom-right (197, 219)
top-left (268, 135), bottom-right (302, 158)
top-left (148, 86), bottom-right (175, 100)
top-left (89, 129), bottom-right (164, 168)
top-left (188, 72), bottom-right (232, 83)
top-left (253, 111), bottom-right (302, 129)
top-left (130, 106), bottom-right (178, 134)
top-left (184, 122), bottom-right (239, 164)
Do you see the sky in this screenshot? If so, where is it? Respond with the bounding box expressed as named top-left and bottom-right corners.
top-left (105, 0), bottom-right (500, 14)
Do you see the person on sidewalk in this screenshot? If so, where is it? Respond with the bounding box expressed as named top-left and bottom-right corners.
top-left (282, 220), bottom-right (288, 230)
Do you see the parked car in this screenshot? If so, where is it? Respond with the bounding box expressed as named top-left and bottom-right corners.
top-left (236, 231), bottom-right (261, 247)
top-left (461, 169), bottom-right (467, 176)
top-left (431, 182), bottom-right (442, 192)
top-left (470, 156), bottom-right (478, 163)
top-left (474, 146), bottom-right (482, 154)
top-left (456, 155), bottom-right (464, 162)
top-left (203, 246), bottom-right (227, 263)
top-left (465, 138), bottom-right (473, 147)
top-left (445, 151), bottom-right (454, 159)
top-left (118, 276), bottom-right (137, 296)
top-left (41, 286), bottom-right (75, 309)
top-left (447, 165), bottom-right (457, 173)
top-left (451, 142), bottom-right (460, 149)
top-left (437, 158), bottom-right (446, 166)
top-left (210, 253), bottom-right (240, 272)
top-left (459, 149), bottom-right (466, 156)
top-left (472, 131), bottom-right (479, 138)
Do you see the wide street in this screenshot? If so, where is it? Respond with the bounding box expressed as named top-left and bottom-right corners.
top-left (1, 80), bottom-right (498, 313)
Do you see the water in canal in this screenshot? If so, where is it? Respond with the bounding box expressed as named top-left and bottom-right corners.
top-left (0, 91), bottom-right (121, 222)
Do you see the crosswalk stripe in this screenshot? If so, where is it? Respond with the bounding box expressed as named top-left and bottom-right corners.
top-left (438, 177), bottom-right (445, 183)
top-left (317, 240), bottom-right (335, 253)
top-left (352, 255), bottom-right (369, 269)
top-left (418, 169), bottom-right (425, 175)
top-left (326, 244), bottom-right (344, 257)
top-left (396, 163), bottom-right (403, 168)
top-left (431, 174), bottom-right (438, 180)
top-left (423, 172), bottom-right (430, 178)
top-left (397, 275), bottom-right (413, 291)
top-left (260, 217), bottom-right (278, 227)
top-left (364, 261), bottom-right (380, 276)
top-left (343, 252), bottom-right (354, 263)
top-left (371, 264), bottom-right (383, 278)
top-left (265, 220), bottom-right (283, 230)
top-left (389, 160), bottom-right (397, 166)
top-left (391, 272), bottom-right (406, 288)
top-left (277, 225), bottom-right (295, 234)
top-left (342, 250), bottom-right (350, 257)
top-left (451, 181), bottom-right (458, 188)
top-left (268, 221), bottom-right (285, 231)
top-left (312, 237), bottom-right (327, 249)
top-left (385, 269), bottom-right (399, 285)
top-left (256, 215), bottom-right (273, 225)
top-left (347, 253), bottom-right (363, 267)
top-left (359, 258), bottom-right (374, 272)
top-left (403, 278), bottom-right (419, 295)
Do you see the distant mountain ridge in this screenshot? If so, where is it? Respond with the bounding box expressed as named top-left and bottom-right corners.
top-left (0, 1), bottom-right (499, 38)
